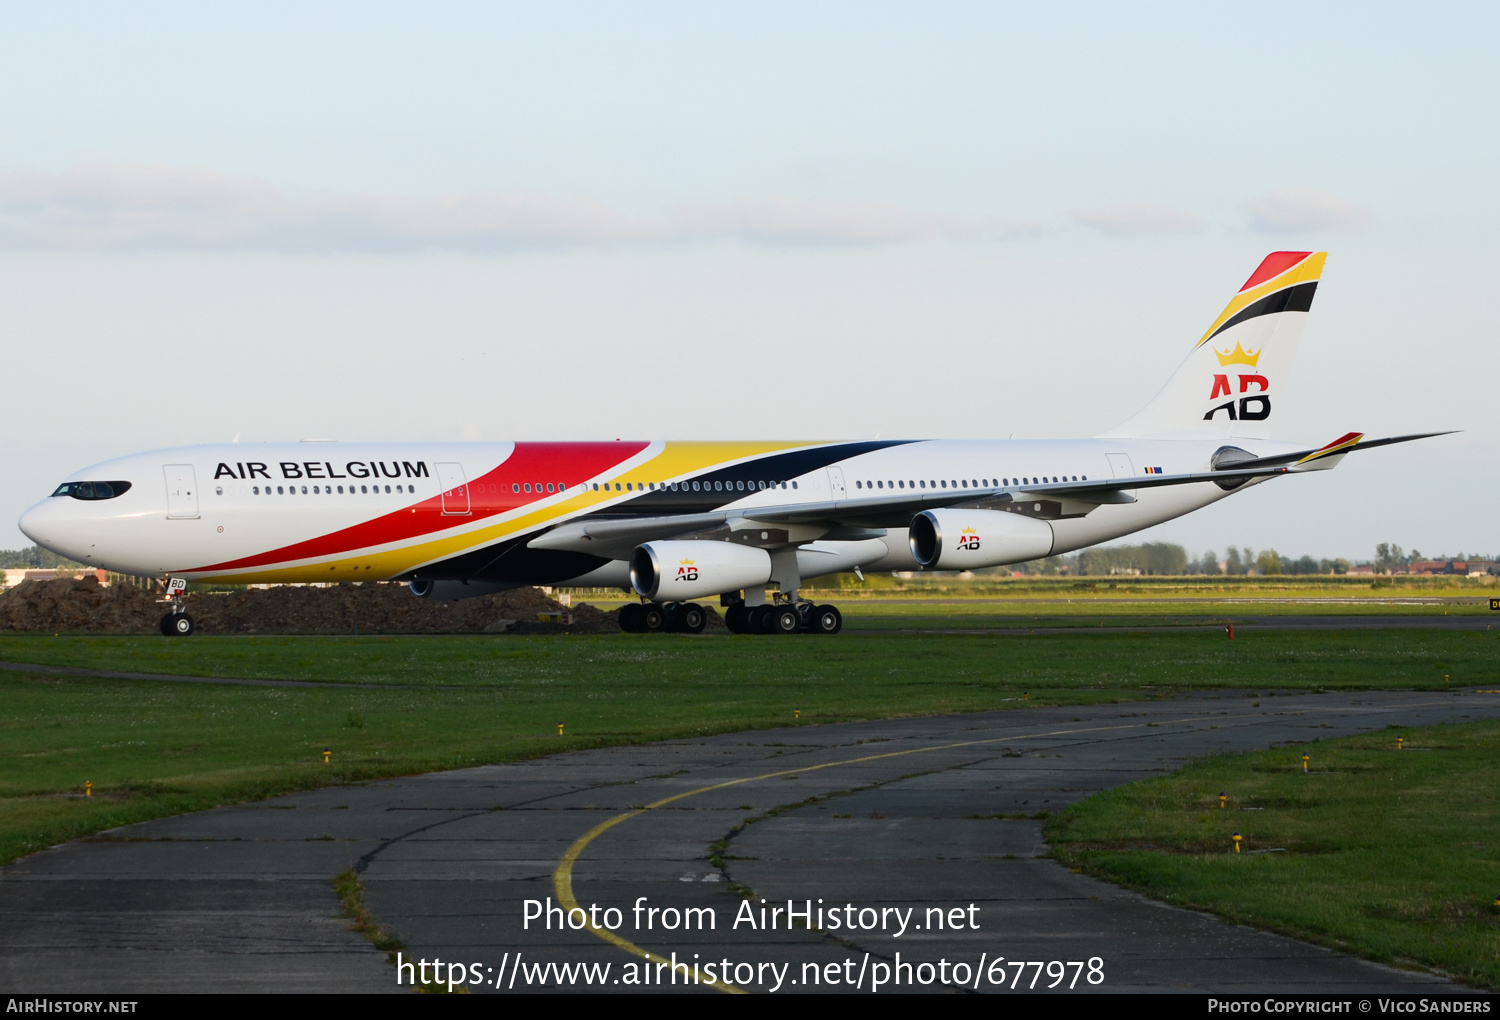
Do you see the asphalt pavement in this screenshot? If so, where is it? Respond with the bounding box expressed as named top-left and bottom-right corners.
top-left (3, 688), bottom-right (1498, 994)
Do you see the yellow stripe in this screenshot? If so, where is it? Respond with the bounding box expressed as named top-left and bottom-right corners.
top-left (550, 716), bottom-right (1203, 994)
top-left (1194, 252), bottom-right (1327, 349)
top-left (1297, 432), bottom-right (1363, 464)
top-left (202, 440), bottom-right (829, 583)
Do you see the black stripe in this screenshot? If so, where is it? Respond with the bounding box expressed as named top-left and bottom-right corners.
top-left (402, 440), bottom-right (916, 582)
top-left (1206, 282), bottom-right (1318, 343)
top-left (585, 439), bottom-right (916, 518)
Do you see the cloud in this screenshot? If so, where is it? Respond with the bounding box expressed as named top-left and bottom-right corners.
top-left (1244, 188), bottom-right (1369, 234)
top-left (0, 164), bottom-right (1016, 252)
top-left (1073, 203), bottom-right (1207, 236)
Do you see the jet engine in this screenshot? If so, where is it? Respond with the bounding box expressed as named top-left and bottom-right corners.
top-left (908, 508), bottom-right (1053, 570)
top-left (630, 540), bottom-right (773, 602)
top-left (408, 579), bottom-right (524, 600)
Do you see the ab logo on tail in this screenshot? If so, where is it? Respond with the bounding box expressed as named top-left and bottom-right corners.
top-left (1204, 341), bottom-right (1270, 422)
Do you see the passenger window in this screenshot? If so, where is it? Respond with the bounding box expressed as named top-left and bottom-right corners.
top-left (216, 486), bottom-right (223, 496)
top-left (360, 485), bottom-right (367, 493)
top-left (253, 486), bottom-right (260, 495)
top-left (546, 483), bottom-right (554, 493)
top-left (302, 486), bottom-right (309, 494)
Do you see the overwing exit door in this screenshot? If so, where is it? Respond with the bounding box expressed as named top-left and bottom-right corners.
top-left (1105, 452), bottom-right (1137, 496)
top-left (437, 462), bottom-right (471, 515)
top-left (164, 464), bottom-right (199, 519)
top-left (826, 466), bottom-right (847, 500)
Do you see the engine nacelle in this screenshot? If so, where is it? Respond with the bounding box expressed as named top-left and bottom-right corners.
top-left (408, 579), bottom-right (523, 601)
top-left (631, 540), bottom-right (772, 601)
top-left (908, 508), bottom-right (1053, 570)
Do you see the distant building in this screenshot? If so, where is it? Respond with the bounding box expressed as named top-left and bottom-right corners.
top-left (2, 568), bottom-right (108, 588)
top-left (1407, 560), bottom-right (1498, 576)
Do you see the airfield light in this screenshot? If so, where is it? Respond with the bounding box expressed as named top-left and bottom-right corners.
top-left (1301, 754), bottom-right (1309, 773)
top-left (1397, 736), bottom-right (1404, 751)
top-left (1226, 622), bottom-right (1234, 641)
top-left (1218, 792), bottom-right (1226, 809)
top-left (1232, 832), bottom-right (1242, 854)
top-left (323, 748), bottom-right (331, 764)
top-left (794, 709), bottom-right (801, 720)
top-left (558, 723), bottom-right (564, 736)
top-left (84, 781), bottom-right (92, 798)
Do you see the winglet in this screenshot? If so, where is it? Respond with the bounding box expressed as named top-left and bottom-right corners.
top-left (1296, 431), bottom-right (1364, 465)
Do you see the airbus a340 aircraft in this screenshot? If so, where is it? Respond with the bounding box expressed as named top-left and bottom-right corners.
top-left (19, 251), bottom-right (1439, 637)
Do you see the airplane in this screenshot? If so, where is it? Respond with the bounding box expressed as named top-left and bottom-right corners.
top-left (18, 251), bottom-right (1441, 637)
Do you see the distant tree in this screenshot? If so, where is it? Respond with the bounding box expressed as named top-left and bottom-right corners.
top-left (0, 545), bottom-right (83, 569)
top-left (1074, 542), bottom-right (1187, 576)
top-left (1257, 549), bottom-right (1283, 575)
top-left (1200, 550), bottom-right (1222, 575)
top-left (1375, 543), bottom-right (1406, 573)
top-left (1225, 547), bottom-right (1243, 575)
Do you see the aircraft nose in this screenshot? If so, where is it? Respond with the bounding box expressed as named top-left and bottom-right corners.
top-left (18, 498), bottom-right (82, 559)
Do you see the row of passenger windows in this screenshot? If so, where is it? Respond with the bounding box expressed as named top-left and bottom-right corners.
top-left (590, 479), bottom-right (796, 493)
top-left (855, 474), bottom-right (1085, 491)
top-left (216, 483), bottom-right (418, 496)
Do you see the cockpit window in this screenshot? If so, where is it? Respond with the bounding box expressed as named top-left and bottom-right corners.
top-left (51, 481), bottom-right (133, 501)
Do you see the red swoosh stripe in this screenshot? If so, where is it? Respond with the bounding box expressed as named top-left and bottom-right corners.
top-left (195, 442), bottom-right (650, 571)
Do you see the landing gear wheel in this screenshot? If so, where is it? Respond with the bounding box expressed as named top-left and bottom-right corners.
top-left (724, 605), bottom-right (750, 634)
top-left (642, 604), bottom-right (666, 632)
top-left (810, 604), bottom-right (842, 635)
top-left (160, 612), bottom-right (195, 636)
top-left (678, 603), bottom-right (707, 634)
top-left (769, 607), bottom-right (800, 635)
top-left (618, 603), bottom-right (646, 633)
top-left (750, 605), bottom-right (775, 634)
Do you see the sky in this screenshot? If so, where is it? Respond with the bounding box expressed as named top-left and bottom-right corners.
top-left (1, 2), bottom-right (1495, 560)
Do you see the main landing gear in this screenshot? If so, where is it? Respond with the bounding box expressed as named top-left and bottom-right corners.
top-left (618, 601), bottom-right (709, 634)
top-left (724, 601), bottom-right (842, 636)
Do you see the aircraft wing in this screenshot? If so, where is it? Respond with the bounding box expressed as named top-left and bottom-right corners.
top-left (528, 431), bottom-right (1449, 552)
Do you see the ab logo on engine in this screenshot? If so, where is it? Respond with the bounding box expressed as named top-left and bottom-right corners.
top-left (957, 528), bottom-right (980, 552)
top-left (676, 559), bottom-right (698, 582)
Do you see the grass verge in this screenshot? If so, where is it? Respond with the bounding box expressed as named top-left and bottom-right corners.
top-left (1, 628), bottom-right (1495, 870)
top-left (1045, 720), bottom-right (1500, 990)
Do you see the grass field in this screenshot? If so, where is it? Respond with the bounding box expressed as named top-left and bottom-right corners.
top-left (1045, 720), bottom-right (1500, 989)
top-left (580, 574), bottom-right (1497, 628)
top-left (1, 625), bottom-right (1496, 870)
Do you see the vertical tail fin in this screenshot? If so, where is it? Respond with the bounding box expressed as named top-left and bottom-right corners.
top-left (1098, 251), bottom-right (1327, 440)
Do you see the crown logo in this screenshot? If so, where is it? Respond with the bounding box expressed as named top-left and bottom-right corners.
top-left (961, 527), bottom-right (978, 534)
top-left (1215, 340), bottom-right (1261, 368)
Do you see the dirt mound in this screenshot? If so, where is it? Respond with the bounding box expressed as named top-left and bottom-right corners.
top-left (0, 577), bottom-right (619, 635)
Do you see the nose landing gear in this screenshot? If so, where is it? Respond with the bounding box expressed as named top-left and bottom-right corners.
top-left (159, 611), bottom-right (195, 636)
top-left (157, 576), bottom-right (195, 637)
